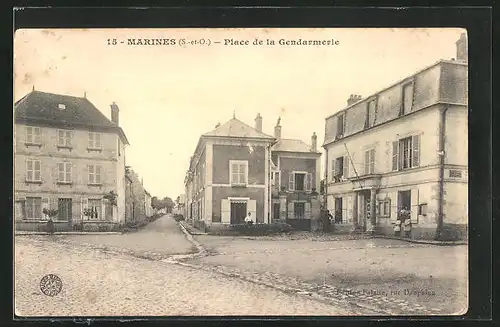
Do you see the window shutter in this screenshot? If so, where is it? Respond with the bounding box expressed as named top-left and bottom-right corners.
top-left (342, 197), bottom-right (347, 223)
top-left (58, 163), bottom-right (64, 181)
top-left (343, 156), bottom-right (349, 178)
top-left (81, 198), bottom-right (88, 220)
top-left (305, 202), bottom-right (311, 219)
top-left (331, 160), bottom-right (335, 181)
top-left (34, 128), bottom-right (41, 144)
top-left (26, 127), bottom-right (33, 143)
top-left (392, 141), bottom-right (399, 171)
top-left (96, 165), bottom-right (101, 184)
top-left (101, 199), bottom-right (107, 221)
top-left (221, 199), bottom-right (230, 224)
top-left (288, 173), bottom-right (295, 191)
top-left (410, 188), bottom-right (419, 223)
top-left (412, 134), bottom-right (420, 167)
top-left (364, 151), bottom-right (370, 175)
top-left (389, 192), bottom-right (398, 222)
top-left (287, 202), bottom-right (294, 219)
top-left (66, 162), bottom-right (72, 182)
top-left (248, 200), bottom-right (257, 222)
top-left (26, 160), bottom-right (33, 181)
top-left (370, 149), bottom-right (375, 173)
top-left (42, 197), bottom-right (49, 219)
top-left (306, 173), bottom-right (312, 191)
top-left (67, 131), bottom-right (72, 146)
top-left (347, 195), bottom-right (353, 222)
top-left (34, 161), bottom-right (41, 181)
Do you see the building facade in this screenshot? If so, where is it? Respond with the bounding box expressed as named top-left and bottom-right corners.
top-left (144, 190), bottom-right (153, 218)
top-left (323, 34), bottom-right (468, 240)
top-left (14, 91), bottom-right (129, 231)
top-left (124, 167), bottom-right (148, 225)
top-left (269, 118), bottom-right (322, 230)
top-left (185, 114), bottom-right (322, 230)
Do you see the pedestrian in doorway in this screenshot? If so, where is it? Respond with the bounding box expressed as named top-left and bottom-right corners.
top-left (323, 210), bottom-right (332, 233)
top-left (399, 206), bottom-right (411, 238)
top-left (403, 215), bottom-right (412, 238)
top-left (244, 212), bottom-right (253, 225)
top-left (393, 218), bottom-right (402, 237)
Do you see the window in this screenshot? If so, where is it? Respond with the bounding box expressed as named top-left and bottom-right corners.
top-left (25, 197), bottom-right (42, 220)
top-left (332, 156), bottom-right (348, 182)
top-left (58, 130), bottom-right (72, 147)
top-left (364, 149), bottom-right (376, 175)
top-left (26, 126), bottom-right (41, 144)
top-left (295, 173), bottom-right (305, 191)
top-left (58, 162), bottom-right (72, 183)
top-left (26, 159), bottom-right (41, 182)
top-left (334, 198), bottom-right (343, 223)
top-left (379, 199), bottom-right (391, 217)
top-left (230, 160), bottom-right (248, 185)
top-left (289, 172), bottom-right (312, 191)
top-left (402, 82), bottom-right (414, 115)
top-left (88, 132), bottom-right (102, 149)
top-left (418, 203), bottom-right (428, 216)
top-left (294, 202), bottom-right (305, 219)
top-left (392, 135), bottom-right (420, 171)
top-left (336, 114), bottom-right (345, 137)
top-left (365, 100), bottom-right (377, 128)
top-left (449, 170), bottom-right (462, 178)
top-left (87, 199), bottom-right (102, 220)
top-left (88, 164), bottom-right (102, 184)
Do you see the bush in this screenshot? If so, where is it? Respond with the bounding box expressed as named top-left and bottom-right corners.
top-left (173, 214), bottom-right (184, 222)
top-left (193, 220), bottom-right (207, 232)
top-left (232, 222), bottom-right (292, 236)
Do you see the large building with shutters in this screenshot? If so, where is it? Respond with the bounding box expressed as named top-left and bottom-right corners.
top-left (322, 33), bottom-right (468, 240)
top-left (184, 114), bottom-right (321, 229)
top-left (14, 90), bottom-right (129, 231)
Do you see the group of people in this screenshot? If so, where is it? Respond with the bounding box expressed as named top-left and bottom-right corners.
top-left (394, 206), bottom-right (412, 237)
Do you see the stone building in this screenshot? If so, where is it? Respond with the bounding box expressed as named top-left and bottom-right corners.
top-left (124, 167), bottom-right (148, 225)
top-left (322, 33), bottom-right (468, 240)
top-left (14, 90), bottom-right (129, 231)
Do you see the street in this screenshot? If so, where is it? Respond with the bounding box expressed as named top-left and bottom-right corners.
top-left (15, 215), bottom-right (467, 316)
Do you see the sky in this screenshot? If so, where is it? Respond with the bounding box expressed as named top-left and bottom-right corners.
top-left (13, 28), bottom-right (465, 199)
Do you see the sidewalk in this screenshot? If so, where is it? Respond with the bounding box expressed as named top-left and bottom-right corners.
top-left (372, 235), bottom-right (468, 246)
top-left (15, 231), bottom-right (122, 236)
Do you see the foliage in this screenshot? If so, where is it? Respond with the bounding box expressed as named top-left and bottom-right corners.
top-left (152, 196), bottom-right (175, 210)
top-left (42, 208), bottom-right (58, 219)
top-left (103, 191), bottom-right (118, 206)
top-left (173, 214), bottom-right (184, 222)
top-left (231, 222), bottom-right (292, 236)
top-left (193, 220), bottom-right (207, 232)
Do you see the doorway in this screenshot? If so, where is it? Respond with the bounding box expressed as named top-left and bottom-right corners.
top-left (58, 198), bottom-right (72, 221)
top-left (273, 203), bottom-right (280, 221)
top-left (398, 190), bottom-right (411, 212)
top-left (230, 201), bottom-right (247, 224)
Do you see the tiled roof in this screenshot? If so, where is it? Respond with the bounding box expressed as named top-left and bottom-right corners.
top-left (203, 118), bottom-right (275, 140)
top-left (14, 90), bottom-right (129, 144)
top-left (272, 138), bottom-right (320, 154)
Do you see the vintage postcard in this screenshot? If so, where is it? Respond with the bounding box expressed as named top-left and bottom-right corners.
top-left (14, 27), bottom-right (468, 317)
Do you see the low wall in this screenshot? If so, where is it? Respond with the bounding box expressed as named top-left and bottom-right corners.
top-left (15, 221), bottom-right (71, 232)
top-left (286, 219), bottom-right (311, 231)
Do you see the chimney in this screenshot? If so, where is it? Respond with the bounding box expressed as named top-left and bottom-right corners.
top-left (456, 32), bottom-right (468, 62)
top-left (255, 113), bottom-right (263, 132)
top-left (274, 117), bottom-right (282, 139)
top-left (347, 94), bottom-right (362, 106)
top-left (110, 102), bottom-right (120, 125)
top-left (311, 132), bottom-right (317, 152)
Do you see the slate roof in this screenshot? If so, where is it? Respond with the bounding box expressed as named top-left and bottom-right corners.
top-left (272, 138), bottom-right (321, 154)
top-left (203, 118), bottom-right (275, 140)
top-left (14, 91), bottom-right (129, 144)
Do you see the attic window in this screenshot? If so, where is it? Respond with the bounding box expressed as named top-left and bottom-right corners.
top-left (58, 104), bottom-right (66, 110)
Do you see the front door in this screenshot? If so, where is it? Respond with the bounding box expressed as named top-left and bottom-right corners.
top-left (398, 190), bottom-right (411, 215)
top-left (273, 203), bottom-right (280, 221)
top-left (230, 202), bottom-right (247, 224)
top-left (58, 198), bottom-right (72, 222)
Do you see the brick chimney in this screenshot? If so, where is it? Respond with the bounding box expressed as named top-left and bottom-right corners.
top-left (311, 132), bottom-right (317, 152)
top-left (456, 32), bottom-right (468, 62)
top-left (255, 113), bottom-right (263, 132)
top-left (110, 102), bottom-right (120, 125)
top-left (274, 117), bottom-right (282, 139)
top-left (347, 94), bottom-right (362, 106)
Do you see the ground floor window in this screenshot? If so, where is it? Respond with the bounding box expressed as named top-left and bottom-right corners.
top-left (25, 197), bottom-right (42, 220)
top-left (334, 197), bottom-right (343, 223)
top-left (87, 199), bottom-right (102, 220)
top-left (273, 203), bottom-right (280, 220)
top-left (378, 199), bottom-right (391, 217)
top-left (418, 203), bottom-right (428, 216)
top-left (58, 198), bottom-right (73, 221)
top-left (294, 202), bottom-right (305, 219)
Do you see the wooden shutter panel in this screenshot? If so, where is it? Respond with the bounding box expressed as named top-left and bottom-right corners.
top-left (364, 151), bottom-right (370, 175)
top-left (305, 202), bottom-right (311, 219)
top-left (248, 200), bottom-right (257, 223)
top-left (411, 188), bottom-right (419, 223)
top-left (392, 141), bottom-right (399, 171)
top-left (389, 192), bottom-right (398, 222)
top-left (288, 173), bottom-right (295, 191)
top-left (331, 160), bottom-right (335, 181)
top-left (221, 199), bottom-right (230, 224)
top-left (347, 195), bottom-right (353, 223)
top-left (287, 202), bottom-right (294, 219)
top-left (102, 199), bottom-right (107, 221)
top-left (343, 156), bottom-right (349, 178)
top-left (306, 173), bottom-right (312, 191)
top-left (412, 134), bottom-right (420, 167)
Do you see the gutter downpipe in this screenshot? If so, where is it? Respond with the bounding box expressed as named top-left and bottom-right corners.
top-left (437, 106), bottom-right (449, 240)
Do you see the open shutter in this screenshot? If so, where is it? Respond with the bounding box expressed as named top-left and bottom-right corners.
top-left (305, 202), bottom-right (311, 219)
top-left (389, 192), bottom-right (398, 222)
top-left (102, 199), bottom-right (107, 221)
top-left (411, 188), bottom-right (419, 223)
top-left (347, 195), bottom-right (353, 223)
top-left (81, 198), bottom-right (88, 220)
top-left (364, 151), bottom-right (370, 175)
top-left (306, 173), bottom-right (312, 191)
top-left (331, 160), bottom-right (336, 181)
top-left (221, 199), bottom-right (230, 224)
top-left (342, 196), bottom-right (347, 223)
top-left (343, 156), bottom-right (349, 178)
top-left (288, 173), bottom-right (295, 191)
top-left (370, 150), bottom-right (376, 174)
top-left (412, 134), bottom-right (420, 167)
top-left (41, 197), bottom-right (49, 219)
top-left (248, 200), bottom-right (257, 223)
top-left (392, 141), bottom-right (399, 171)
top-left (287, 202), bottom-right (294, 219)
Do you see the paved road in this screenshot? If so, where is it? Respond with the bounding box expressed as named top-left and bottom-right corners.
top-left (15, 237), bottom-right (350, 316)
top-left (55, 214), bottom-right (195, 256)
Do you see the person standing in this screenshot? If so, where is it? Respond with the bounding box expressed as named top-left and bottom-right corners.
top-left (323, 210), bottom-right (332, 233)
top-left (244, 212), bottom-right (253, 225)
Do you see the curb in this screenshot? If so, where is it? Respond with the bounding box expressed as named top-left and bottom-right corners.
top-left (177, 220), bottom-right (208, 259)
top-left (15, 231), bottom-right (123, 236)
top-left (371, 235), bottom-right (467, 246)
top-left (178, 221), bottom-right (208, 235)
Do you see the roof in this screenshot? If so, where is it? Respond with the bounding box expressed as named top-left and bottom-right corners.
top-left (14, 90), bottom-right (129, 144)
top-left (272, 138), bottom-right (321, 154)
top-left (202, 118), bottom-right (275, 140)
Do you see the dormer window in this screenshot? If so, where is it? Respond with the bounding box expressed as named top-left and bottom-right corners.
top-left (58, 104), bottom-right (66, 110)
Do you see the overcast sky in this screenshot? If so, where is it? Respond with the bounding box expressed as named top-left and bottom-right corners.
top-left (14, 28), bottom-right (465, 199)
